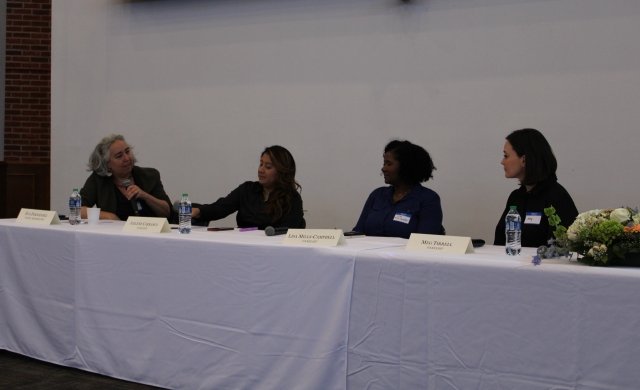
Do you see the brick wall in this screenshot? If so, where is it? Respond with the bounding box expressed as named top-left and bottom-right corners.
top-left (4, 0), bottom-right (51, 163)
top-left (1, 0), bottom-right (51, 217)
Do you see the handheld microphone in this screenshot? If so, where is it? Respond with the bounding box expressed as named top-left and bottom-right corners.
top-left (264, 226), bottom-right (288, 236)
top-left (120, 179), bottom-right (140, 215)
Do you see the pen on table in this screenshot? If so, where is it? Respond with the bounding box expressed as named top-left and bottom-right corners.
top-left (239, 227), bottom-right (258, 232)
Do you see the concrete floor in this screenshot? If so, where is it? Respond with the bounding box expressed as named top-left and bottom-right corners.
top-left (0, 350), bottom-right (166, 390)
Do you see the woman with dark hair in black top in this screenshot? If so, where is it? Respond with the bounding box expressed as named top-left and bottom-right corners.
top-left (192, 145), bottom-right (305, 229)
top-left (494, 128), bottom-right (578, 247)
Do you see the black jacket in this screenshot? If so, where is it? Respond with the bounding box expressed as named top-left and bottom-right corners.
top-left (494, 179), bottom-right (578, 247)
top-left (196, 181), bottom-right (305, 229)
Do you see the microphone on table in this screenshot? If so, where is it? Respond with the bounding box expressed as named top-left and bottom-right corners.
top-left (120, 178), bottom-right (140, 215)
top-left (264, 226), bottom-right (288, 236)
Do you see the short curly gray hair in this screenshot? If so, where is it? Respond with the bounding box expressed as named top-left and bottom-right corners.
top-left (87, 134), bottom-right (137, 176)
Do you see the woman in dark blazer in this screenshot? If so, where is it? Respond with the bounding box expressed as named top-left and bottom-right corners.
top-left (80, 134), bottom-right (173, 221)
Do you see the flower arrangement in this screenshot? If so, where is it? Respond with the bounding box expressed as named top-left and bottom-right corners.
top-left (566, 207), bottom-right (640, 266)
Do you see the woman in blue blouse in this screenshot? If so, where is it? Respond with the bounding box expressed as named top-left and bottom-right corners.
top-left (353, 140), bottom-right (444, 238)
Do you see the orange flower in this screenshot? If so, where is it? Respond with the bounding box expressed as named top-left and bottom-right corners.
top-left (623, 224), bottom-right (640, 233)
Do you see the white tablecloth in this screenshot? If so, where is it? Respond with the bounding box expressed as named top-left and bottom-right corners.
top-left (3, 219), bottom-right (640, 389)
top-left (347, 246), bottom-right (640, 390)
top-left (0, 220), bottom-right (400, 389)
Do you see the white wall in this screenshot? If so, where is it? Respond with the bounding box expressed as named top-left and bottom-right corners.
top-left (52, 0), bottom-right (640, 241)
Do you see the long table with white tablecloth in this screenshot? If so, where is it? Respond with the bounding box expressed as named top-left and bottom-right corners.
top-left (2, 219), bottom-right (640, 389)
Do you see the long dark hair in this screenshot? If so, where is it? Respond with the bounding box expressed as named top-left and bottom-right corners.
top-left (262, 145), bottom-right (301, 222)
top-left (506, 128), bottom-right (557, 185)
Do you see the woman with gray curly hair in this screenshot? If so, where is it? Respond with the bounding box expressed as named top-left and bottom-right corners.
top-left (80, 134), bottom-right (173, 221)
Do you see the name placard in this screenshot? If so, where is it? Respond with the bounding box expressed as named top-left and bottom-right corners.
top-left (123, 217), bottom-right (171, 233)
top-left (16, 208), bottom-right (61, 225)
top-left (407, 234), bottom-right (474, 254)
top-left (283, 229), bottom-right (346, 247)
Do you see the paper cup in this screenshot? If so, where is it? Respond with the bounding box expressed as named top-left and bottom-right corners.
top-left (87, 207), bottom-right (101, 225)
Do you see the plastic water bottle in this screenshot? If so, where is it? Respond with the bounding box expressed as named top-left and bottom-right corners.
top-left (178, 193), bottom-right (192, 234)
top-left (505, 205), bottom-right (521, 255)
top-left (68, 188), bottom-right (82, 225)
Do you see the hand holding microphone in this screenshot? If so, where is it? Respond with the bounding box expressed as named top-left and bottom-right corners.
top-left (264, 226), bottom-right (288, 236)
top-left (120, 179), bottom-right (141, 215)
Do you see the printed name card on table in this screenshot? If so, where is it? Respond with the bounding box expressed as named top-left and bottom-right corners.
top-left (283, 229), bottom-right (346, 247)
top-left (407, 234), bottom-right (474, 254)
top-left (123, 217), bottom-right (171, 233)
top-left (16, 208), bottom-right (61, 225)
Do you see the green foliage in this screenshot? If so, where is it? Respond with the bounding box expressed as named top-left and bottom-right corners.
top-left (545, 206), bottom-right (562, 227)
top-left (536, 206), bottom-right (571, 259)
top-left (581, 220), bottom-right (624, 246)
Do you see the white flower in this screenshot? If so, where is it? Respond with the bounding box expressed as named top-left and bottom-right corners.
top-left (584, 209), bottom-right (602, 218)
top-left (587, 244), bottom-right (607, 259)
top-left (567, 220), bottom-right (581, 239)
top-left (610, 208), bottom-right (631, 224)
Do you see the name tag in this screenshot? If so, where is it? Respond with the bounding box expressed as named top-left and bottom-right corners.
top-left (16, 208), bottom-right (61, 225)
top-left (393, 212), bottom-right (411, 224)
top-left (283, 229), bottom-right (346, 247)
top-left (524, 212), bottom-right (542, 225)
top-left (407, 234), bottom-right (474, 254)
top-left (123, 217), bottom-right (171, 233)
